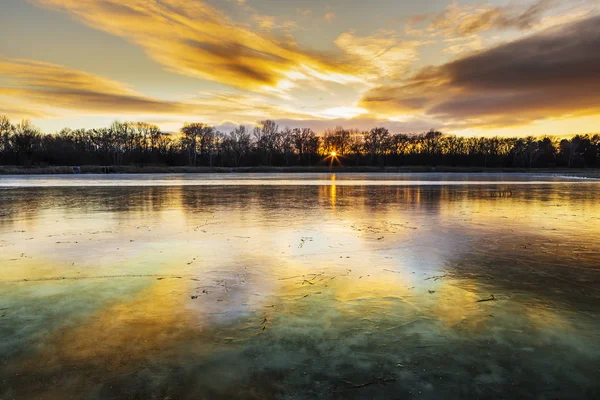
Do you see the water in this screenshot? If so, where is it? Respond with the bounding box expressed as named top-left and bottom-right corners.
top-left (0, 173), bottom-right (599, 399)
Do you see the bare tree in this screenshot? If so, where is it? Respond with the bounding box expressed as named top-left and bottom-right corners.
top-left (12, 120), bottom-right (42, 165)
top-left (365, 127), bottom-right (390, 166)
top-left (322, 126), bottom-right (351, 155)
top-left (181, 123), bottom-right (210, 166)
top-left (254, 120), bottom-right (280, 165)
top-left (348, 130), bottom-right (365, 165)
top-left (0, 116), bottom-right (13, 161)
top-left (0, 114), bottom-right (595, 169)
top-left (292, 128), bottom-right (320, 165)
top-left (224, 125), bottom-right (251, 167)
top-left (280, 127), bottom-right (295, 166)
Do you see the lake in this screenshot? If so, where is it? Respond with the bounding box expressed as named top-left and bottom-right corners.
top-left (0, 173), bottom-right (599, 399)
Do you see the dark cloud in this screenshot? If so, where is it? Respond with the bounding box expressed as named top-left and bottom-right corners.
top-left (443, 15), bottom-right (600, 89)
top-left (362, 14), bottom-right (600, 127)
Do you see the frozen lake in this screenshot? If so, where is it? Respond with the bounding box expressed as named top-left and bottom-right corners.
top-left (0, 173), bottom-right (599, 398)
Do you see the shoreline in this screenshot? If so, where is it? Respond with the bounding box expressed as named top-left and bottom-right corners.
top-left (1, 165), bottom-right (599, 177)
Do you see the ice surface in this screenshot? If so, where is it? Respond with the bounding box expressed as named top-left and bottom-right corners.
top-left (0, 174), bottom-right (598, 398)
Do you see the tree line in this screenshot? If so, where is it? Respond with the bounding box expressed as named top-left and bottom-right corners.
top-left (1, 116), bottom-right (598, 168)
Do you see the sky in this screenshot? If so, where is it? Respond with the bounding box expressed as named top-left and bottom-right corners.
top-left (0, 0), bottom-right (599, 136)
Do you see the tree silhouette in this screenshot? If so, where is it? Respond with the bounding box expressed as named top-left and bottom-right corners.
top-left (11, 120), bottom-right (42, 166)
top-left (0, 115), bottom-right (597, 169)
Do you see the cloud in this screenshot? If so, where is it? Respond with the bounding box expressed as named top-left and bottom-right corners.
top-left (324, 12), bottom-right (336, 22)
top-left (0, 101), bottom-right (52, 120)
top-left (131, 114), bottom-right (439, 136)
top-left (0, 59), bottom-right (191, 115)
top-left (297, 8), bottom-right (311, 17)
top-left (252, 15), bottom-right (297, 33)
top-left (441, 35), bottom-right (484, 55)
top-left (0, 59), bottom-right (318, 125)
top-left (0, 57), bottom-right (441, 132)
top-left (361, 15), bottom-right (600, 128)
top-left (271, 116), bottom-right (441, 133)
top-left (31, 0), bottom-right (359, 92)
top-left (406, 0), bottom-right (558, 37)
top-left (334, 30), bottom-right (426, 79)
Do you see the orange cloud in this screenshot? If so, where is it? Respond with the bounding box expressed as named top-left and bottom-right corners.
top-left (32, 0), bottom-right (359, 91)
top-left (0, 101), bottom-right (51, 120)
top-left (0, 59), bottom-right (319, 125)
top-left (0, 59), bottom-right (190, 115)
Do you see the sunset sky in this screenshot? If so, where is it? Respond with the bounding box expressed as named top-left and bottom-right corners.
top-left (1, 0), bottom-right (599, 136)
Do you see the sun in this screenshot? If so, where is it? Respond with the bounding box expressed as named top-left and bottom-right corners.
top-left (325, 150), bottom-right (341, 167)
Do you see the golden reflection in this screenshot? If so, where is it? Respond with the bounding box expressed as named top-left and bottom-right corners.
top-left (6, 277), bottom-right (222, 395)
top-left (426, 280), bottom-right (485, 329)
top-left (40, 280), bottom-right (195, 363)
top-left (330, 273), bottom-right (413, 304)
top-left (524, 304), bottom-right (572, 331)
top-left (330, 183), bottom-right (337, 208)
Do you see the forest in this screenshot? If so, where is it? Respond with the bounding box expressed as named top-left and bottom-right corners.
top-left (1, 116), bottom-right (598, 168)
